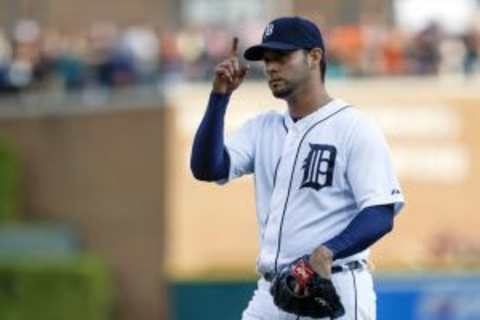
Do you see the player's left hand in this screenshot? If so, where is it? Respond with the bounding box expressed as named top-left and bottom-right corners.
top-left (270, 255), bottom-right (345, 319)
top-left (309, 245), bottom-right (334, 279)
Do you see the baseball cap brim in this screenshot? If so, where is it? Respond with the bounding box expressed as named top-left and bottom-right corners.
top-left (243, 41), bottom-right (300, 61)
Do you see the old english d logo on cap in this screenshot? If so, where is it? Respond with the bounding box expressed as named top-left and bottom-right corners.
top-left (263, 23), bottom-right (274, 39)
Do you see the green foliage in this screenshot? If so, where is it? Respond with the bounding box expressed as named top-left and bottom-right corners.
top-left (0, 256), bottom-right (113, 320)
top-left (0, 138), bottom-right (19, 223)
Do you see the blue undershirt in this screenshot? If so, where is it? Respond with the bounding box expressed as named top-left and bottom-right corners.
top-left (323, 204), bottom-right (394, 259)
top-left (191, 92), bottom-right (231, 181)
top-left (191, 92), bottom-right (395, 261)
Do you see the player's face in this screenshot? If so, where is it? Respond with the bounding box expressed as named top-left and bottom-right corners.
top-left (263, 49), bottom-right (311, 99)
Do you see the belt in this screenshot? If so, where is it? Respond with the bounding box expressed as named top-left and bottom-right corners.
top-left (263, 260), bottom-right (366, 282)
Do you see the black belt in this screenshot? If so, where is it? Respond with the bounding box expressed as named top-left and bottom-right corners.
top-left (263, 260), bottom-right (366, 282)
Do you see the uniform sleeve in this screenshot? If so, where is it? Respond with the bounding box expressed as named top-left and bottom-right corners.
top-left (345, 115), bottom-right (404, 214)
top-left (216, 116), bottom-right (260, 184)
top-left (191, 93), bottom-right (230, 181)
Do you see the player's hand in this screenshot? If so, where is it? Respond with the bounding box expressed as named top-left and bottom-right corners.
top-left (309, 245), bottom-right (334, 279)
top-left (212, 37), bottom-right (250, 94)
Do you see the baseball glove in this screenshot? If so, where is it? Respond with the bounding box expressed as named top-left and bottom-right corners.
top-left (270, 255), bottom-right (345, 319)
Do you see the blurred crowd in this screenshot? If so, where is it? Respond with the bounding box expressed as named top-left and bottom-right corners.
top-left (327, 21), bottom-right (480, 78)
top-left (0, 19), bottom-right (479, 96)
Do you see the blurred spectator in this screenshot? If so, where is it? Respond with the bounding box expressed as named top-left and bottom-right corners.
top-left (411, 22), bottom-right (442, 75)
top-left (461, 26), bottom-right (479, 77)
top-left (176, 26), bottom-right (207, 79)
top-left (0, 29), bottom-right (12, 92)
top-left (9, 20), bottom-right (42, 91)
top-left (121, 25), bottom-right (160, 83)
top-left (159, 30), bottom-right (185, 83)
top-left (439, 36), bottom-right (465, 75)
top-left (328, 25), bottom-right (364, 76)
top-left (89, 22), bottom-right (135, 88)
top-left (358, 16), bottom-right (386, 76)
top-left (381, 28), bottom-right (408, 75)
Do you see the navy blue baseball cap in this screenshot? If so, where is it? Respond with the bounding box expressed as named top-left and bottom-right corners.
top-left (244, 16), bottom-right (325, 61)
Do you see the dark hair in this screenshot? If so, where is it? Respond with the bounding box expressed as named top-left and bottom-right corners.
top-left (320, 59), bottom-right (326, 82)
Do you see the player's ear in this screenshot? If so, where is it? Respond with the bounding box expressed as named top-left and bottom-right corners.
top-left (307, 48), bottom-right (323, 70)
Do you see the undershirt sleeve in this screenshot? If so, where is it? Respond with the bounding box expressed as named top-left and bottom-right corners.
top-left (190, 92), bottom-right (231, 181)
top-left (323, 204), bottom-right (394, 260)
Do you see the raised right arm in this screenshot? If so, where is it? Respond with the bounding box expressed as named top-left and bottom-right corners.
top-left (190, 37), bottom-right (249, 181)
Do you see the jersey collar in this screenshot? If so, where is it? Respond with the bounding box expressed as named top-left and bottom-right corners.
top-left (283, 99), bottom-right (349, 133)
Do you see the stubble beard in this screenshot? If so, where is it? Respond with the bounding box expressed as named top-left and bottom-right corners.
top-left (271, 85), bottom-right (294, 99)
top-left (271, 70), bottom-right (310, 100)
top-left (270, 79), bottom-right (298, 99)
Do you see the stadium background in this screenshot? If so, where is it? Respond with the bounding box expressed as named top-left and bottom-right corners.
top-left (0, 0), bottom-right (479, 319)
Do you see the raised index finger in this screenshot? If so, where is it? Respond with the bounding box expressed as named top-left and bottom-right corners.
top-left (230, 37), bottom-right (239, 57)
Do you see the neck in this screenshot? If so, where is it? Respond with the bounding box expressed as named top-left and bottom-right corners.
top-left (286, 81), bottom-right (332, 119)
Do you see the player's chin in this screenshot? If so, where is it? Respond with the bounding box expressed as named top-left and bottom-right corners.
top-left (270, 86), bottom-right (293, 99)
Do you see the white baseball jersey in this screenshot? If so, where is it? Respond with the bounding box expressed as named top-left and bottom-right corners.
top-left (218, 98), bottom-right (404, 276)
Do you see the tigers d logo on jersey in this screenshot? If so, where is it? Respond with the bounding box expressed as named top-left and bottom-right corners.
top-left (300, 144), bottom-right (337, 191)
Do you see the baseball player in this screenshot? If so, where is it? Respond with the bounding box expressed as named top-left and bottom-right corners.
top-left (191, 16), bottom-right (404, 320)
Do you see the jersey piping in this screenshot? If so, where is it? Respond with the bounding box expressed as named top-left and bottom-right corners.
top-left (273, 105), bottom-right (352, 273)
top-left (350, 269), bottom-right (358, 320)
top-left (282, 118), bottom-right (289, 133)
top-left (272, 157), bottom-right (282, 188)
